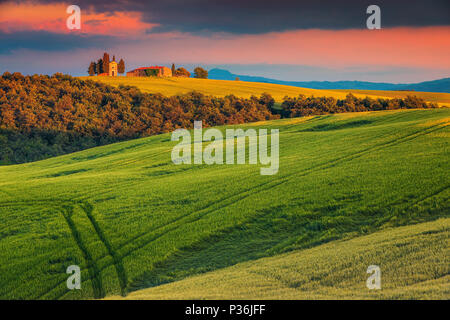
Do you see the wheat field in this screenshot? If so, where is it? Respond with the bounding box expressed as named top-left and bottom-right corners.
top-left (0, 108), bottom-right (448, 299)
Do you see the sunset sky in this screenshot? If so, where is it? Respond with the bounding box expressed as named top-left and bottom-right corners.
top-left (0, 0), bottom-right (449, 82)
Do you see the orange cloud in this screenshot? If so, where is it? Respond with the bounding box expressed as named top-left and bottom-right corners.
top-left (1, 2), bottom-right (448, 78)
top-left (128, 27), bottom-right (450, 70)
top-left (0, 1), bottom-right (157, 36)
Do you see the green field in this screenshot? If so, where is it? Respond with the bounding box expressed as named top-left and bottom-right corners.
top-left (0, 108), bottom-right (449, 299)
top-left (110, 218), bottom-right (449, 300)
top-left (82, 76), bottom-right (450, 106)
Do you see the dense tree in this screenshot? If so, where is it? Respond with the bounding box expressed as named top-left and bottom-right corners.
top-left (0, 72), bottom-right (437, 164)
top-left (174, 67), bottom-right (190, 77)
top-left (102, 52), bottom-right (110, 75)
top-left (118, 59), bottom-right (125, 75)
top-left (0, 73), bottom-right (278, 164)
top-left (96, 59), bottom-right (103, 74)
top-left (171, 63), bottom-right (176, 75)
top-left (193, 67), bottom-right (208, 79)
top-left (88, 62), bottom-right (96, 76)
top-left (279, 93), bottom-right (437, 118)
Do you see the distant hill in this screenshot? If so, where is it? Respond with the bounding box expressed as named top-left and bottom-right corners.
top-left (208, 69), bottom-right (450, 93)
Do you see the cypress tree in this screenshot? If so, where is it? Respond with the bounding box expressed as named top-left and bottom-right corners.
top-left (96, 58), bottom-right (103, 74)
top-left (88, 62), bottom-right (96, 76)
top-left (118, 59), bottom-right (125, 75)
top-left (102, 52), bottom-right (110, 75)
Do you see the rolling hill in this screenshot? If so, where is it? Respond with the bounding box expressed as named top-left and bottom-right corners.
top-left (83, 76), bottom-right (450, 106)
top-left (208, 68), bottom-right (450, 93)
top-left (0, 108), bottom-right (448, 299)
top-left (109, 218), bottom-right (450, 300)
top-left (81, 76), bottom-right (357, 101)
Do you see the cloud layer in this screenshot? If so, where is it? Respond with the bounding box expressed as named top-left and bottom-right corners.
top-left (0, 1), bottom-right (156, 35)
top-left (0, 0), bottom-right (449, 82)
top-left (12, 0), bottom-right (448, 34)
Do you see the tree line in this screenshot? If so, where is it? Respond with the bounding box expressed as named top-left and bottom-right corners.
top-left (87, 56), bottom-right (208, 78)
top-left (88, 52), bottom-right (125, 76)
top-left (170, 64), bottom-right (208, 78)
top-left (278, 93), bottom-right (438, 118)
top-left (171, 64), bottom-right (190, 77)
top-left (0, 72), bottom-right (439, 164)
top-left (0, 72), bottom-right (275, 164)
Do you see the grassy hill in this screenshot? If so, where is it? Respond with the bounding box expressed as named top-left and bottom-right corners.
top-left (81, 76), bottom-right (351, 101)
top-left (332, 89), bottom-right (450, 105)
top-left (108, 218), bottom-right (449, 300)
top-left (0, 108), bottom-right (449, 299)
top-left (82, 76), bottom-right (450, 106)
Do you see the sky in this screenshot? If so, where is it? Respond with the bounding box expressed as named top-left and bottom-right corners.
top-left (0, 0), bottom-right (449, 83)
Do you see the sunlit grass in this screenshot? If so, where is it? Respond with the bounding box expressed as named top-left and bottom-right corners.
top-left (0, 108), bottom-right (449, 299)
top-left (81, 76), bottom-right (450, 106)
top-left (109, 218), bottom-right (449, 300)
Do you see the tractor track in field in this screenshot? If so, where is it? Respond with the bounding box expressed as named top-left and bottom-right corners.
top-left (405, 184), bottom-right (450, 209)
top-left (79, 202), bottom-right (128, 296)
top-left (3, 120), bottom-right (447, 299)
top-left (45, 122), bottom-right (450, 297)
top-left (8, 199), bottom-right (127, 300)
top-left (72, 115), bottom-right (445, 206)
top-left (48, 121), bottom-right (449, 298)
top-left (60, 205), bottom-right (105, 299)
top-left (51, 178), bottom-right (290, 299)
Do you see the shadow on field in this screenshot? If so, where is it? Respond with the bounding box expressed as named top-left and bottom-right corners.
top-left (300, 119), bottom-right (373, 132)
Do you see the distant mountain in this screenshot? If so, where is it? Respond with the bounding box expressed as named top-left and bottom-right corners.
top-left (208, 69), bottom-right (450, 93)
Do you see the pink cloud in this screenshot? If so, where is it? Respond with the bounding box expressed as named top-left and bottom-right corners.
top-left (0, 2), bottom-right (448, 79)
top-left (0, 1), bottom-right (157, 36)
top-left (126, 27), bottom-right (450, 70)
